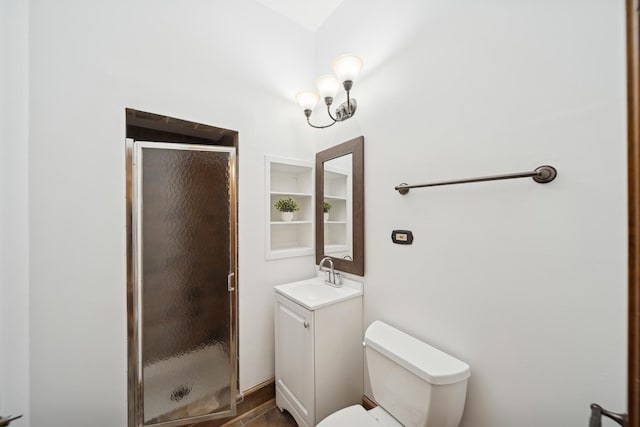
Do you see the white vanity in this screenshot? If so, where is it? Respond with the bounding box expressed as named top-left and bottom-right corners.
top-left (274, 275), bottom-right (363, 427)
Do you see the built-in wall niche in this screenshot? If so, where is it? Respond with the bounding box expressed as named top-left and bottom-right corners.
top-left (265, 156), bottom-right (314, 259)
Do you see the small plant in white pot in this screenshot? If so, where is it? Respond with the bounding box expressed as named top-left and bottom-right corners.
top-left (275, 197), bottom-right (299, 222)
top-left (323, 201), bottom-right (332, 222)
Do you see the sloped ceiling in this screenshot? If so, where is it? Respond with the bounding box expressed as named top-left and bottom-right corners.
top-left (254, 0), bottom-right (346, 32)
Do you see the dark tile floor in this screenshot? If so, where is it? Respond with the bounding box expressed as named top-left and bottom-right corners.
top-left (234, 406), bottom-right (298, 427)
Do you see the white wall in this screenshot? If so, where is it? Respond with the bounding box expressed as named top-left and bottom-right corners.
top-left (28, 1), bottom-right (315, 425)
top-left (15, 0), bottom-right (629, 426)
top-left (314, 0), bottom-right (627, 426)
top-left (0, 0), bottom-right (30, 424)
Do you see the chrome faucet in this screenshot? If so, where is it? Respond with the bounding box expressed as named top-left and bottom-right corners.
top-left (319, 256), bottom-right (342, 287)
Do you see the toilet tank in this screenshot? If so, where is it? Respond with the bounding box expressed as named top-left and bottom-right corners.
top-left (364, 321), bottom-right (470, 427)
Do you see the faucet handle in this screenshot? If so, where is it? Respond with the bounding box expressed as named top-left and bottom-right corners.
top-left (334, 272), bottom-right (342, 285)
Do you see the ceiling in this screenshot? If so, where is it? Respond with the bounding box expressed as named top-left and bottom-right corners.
top-left (254, 0), bottom-right (346, 32)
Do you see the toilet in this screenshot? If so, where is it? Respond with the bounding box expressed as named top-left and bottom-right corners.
top-left (317, 321), bottom-right (470, 427)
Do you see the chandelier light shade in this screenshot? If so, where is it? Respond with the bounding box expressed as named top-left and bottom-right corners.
top-left (315, 74), bottom-right (340, 101)
top-left (296, 54), bottom-right (363, 129)
top-left (332, 54), bottom-right (363, 86)
top-left (296, 91), bottom-right (320, 112)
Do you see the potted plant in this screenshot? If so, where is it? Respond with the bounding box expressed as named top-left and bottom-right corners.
top-left (323, 201), bottom-right (332, 222)
top-left (275, 197), bottom-right (299, 221)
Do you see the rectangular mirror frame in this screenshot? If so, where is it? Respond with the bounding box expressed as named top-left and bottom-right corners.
top-left (315, 136), bottom-right (364, 276)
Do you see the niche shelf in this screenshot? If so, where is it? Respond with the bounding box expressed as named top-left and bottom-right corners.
top-left (266, 156), bottom-right (315, 260)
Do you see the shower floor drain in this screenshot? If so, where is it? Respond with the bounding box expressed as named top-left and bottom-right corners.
top-left (170, 384), bottom-right (192, 402)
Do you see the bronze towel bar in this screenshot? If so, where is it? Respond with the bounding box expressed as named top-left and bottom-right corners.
top-left (395, 165), bottom-right (557, 195)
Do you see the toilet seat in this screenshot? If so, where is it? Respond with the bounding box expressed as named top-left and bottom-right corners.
top-left (316, 405), bottom-right (378, 427)
top-left (317, 405), bottom-right (403, 427)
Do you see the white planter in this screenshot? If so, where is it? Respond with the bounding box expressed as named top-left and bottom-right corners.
top-left (281, 212), bottom-right (294, 222)
top-left (324, 212), bottom-right (329, 222)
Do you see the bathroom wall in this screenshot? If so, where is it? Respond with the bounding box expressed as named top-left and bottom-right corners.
top-left (314, 0), bottom-right (627, 426)
top-left (11, 0), bottom-right (628, 426)
top-left (0, 0), bottom-right (30, 423)
top-left (27, 1), bottom-right (315, 425)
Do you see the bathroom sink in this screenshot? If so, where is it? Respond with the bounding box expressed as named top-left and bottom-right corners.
top-left (274, 275), bottom-right (363, 310)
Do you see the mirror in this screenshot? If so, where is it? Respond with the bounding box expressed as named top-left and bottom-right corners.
top-left (323, 154), bottom-right (353, 260)
top-left (315, 136), bottom-right (364, 276)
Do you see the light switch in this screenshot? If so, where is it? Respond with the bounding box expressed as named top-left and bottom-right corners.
top-left (391, 230), bottom-right (413, 245)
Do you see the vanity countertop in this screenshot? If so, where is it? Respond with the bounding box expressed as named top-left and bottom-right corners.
top-left (274, 274), bottom-right (363, 311)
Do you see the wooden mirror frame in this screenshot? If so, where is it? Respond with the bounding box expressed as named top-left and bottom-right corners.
top-left (315, 136), bottom-right (364, 276)
top-left (628, 0), bottom-right (639, 425)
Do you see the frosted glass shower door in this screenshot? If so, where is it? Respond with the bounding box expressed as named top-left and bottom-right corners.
top-left (132, 142), bottom-right (237, 427)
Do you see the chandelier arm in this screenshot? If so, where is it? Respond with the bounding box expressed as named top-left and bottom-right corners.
top-left (306, 116), bottom-right (337, 129)
top-left (326, 104), bottom-right (339, 122)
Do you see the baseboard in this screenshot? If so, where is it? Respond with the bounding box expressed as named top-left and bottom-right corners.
top-left (362, 395), bottom-right (377, 410)
top-left (194, 378), bottom-right (275, 426)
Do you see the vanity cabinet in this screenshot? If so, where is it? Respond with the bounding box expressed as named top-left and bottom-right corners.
top-left (265, 156), bottom-right (314, 260)
top-left (274, 292), bottom-right (363, 426)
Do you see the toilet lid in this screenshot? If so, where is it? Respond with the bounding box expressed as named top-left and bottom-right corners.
top-left (317, 405), bottom-right (379, 427)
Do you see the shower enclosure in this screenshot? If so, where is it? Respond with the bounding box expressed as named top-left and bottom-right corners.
top-left (127, 140), bottom-right (238, 427)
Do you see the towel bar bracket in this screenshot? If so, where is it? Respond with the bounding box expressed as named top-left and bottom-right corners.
top-left (532, 165), bottom-right (557, 183)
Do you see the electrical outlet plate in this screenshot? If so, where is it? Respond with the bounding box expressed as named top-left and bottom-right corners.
top-left (391, 230), bottom-right (413, 244)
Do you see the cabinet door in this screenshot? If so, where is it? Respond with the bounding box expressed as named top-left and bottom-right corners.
top-left (275, 296), bottom-right (314, 424)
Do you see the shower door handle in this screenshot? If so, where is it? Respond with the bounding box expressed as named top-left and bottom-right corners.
top-left (589, 404), bottom-right (627, 426)
top-left (227, 272), bottom-right (235, 292)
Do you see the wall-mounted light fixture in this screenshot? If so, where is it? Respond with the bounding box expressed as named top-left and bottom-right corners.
top-left (296, 54), bottom-right (363, 129)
